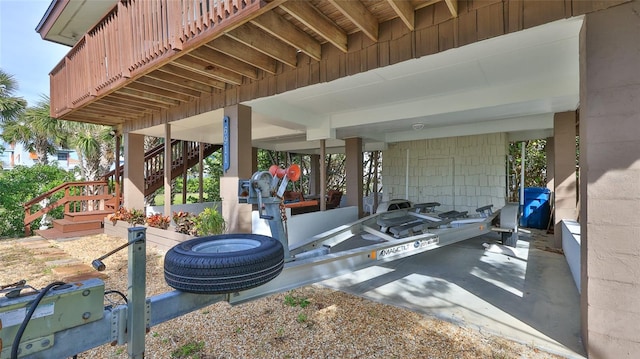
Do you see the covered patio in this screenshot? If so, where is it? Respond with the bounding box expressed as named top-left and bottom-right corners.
top-left (38, 0), bottom-right (640, 356)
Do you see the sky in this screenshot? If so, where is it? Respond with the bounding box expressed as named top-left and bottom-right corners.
top-left (0, 0), bottom-right (70, 106)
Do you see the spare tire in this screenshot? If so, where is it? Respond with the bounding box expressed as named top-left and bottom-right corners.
top-left (164, 234), bottom-right (284, 294)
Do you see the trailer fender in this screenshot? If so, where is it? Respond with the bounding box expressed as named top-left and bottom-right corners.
top-left (164, 234), bottom-right (284, 294)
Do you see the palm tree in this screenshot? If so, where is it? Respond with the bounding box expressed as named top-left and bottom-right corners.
top-left (0, 69), bottom-right (27, 169)
top-left (1, 96), bottom-right (65, 165)
top-left (0, 69), bottom-right (26, 123)
top-left (62, 121), bottom-right (115, 181)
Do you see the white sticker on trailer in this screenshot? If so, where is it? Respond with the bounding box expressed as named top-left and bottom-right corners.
top-left (0, 302), bottom-right (55, 328)
top-left (376, 237), bottom-right (439, 260)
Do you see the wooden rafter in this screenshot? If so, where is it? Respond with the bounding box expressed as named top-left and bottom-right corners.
top-left (226, 23), bottom-right (298, 68)
top-left (136, 76), bottom-right (203, 98)
top-left (251, 10), bottom-right (322, 61)
top-left (328, 0), bottom-right (378, 42)
top-left (159, 64), bottom-right (227, 90)
top-left (387, 0), bottom-right (415, 31)
top-left (188, 46), bottom-right (259, 79)
top-left (116, 88), bottom-right (182, 106)
top-left (206, 36), bottom-right (277, 74)
top-left (444, 0), bottom-right (458, 17)
top-left (279, 0), bottom-right (348, 53)
top-left (173, 55), bottom-right (244, 85)
top-left (127, 82), bottom-right (195, 102)
top-left (107, 93), bottom-right (169, 110)
top-left (145, 70), bottom-right (215, 94)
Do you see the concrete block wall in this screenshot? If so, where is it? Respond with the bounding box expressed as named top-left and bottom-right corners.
top-left (382, 133), bottom-right (507, 213)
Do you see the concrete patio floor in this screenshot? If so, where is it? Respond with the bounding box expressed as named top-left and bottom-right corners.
top-left (320, 230), bottom-right (585, 358)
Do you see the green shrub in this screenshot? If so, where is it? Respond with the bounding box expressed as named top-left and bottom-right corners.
top-left (194, 206), bottom-right (226, 236)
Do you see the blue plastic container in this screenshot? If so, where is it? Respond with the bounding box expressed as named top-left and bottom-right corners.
top-left (520, 187), bottom-right (551, 229)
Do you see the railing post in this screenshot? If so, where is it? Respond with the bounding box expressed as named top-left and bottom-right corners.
top-left (64, 187), bottom-right (70, 214)
top-left (24, 205), bottom-right (32, 236)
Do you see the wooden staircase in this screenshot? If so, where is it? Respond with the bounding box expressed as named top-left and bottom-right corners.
top-left (27, 140), bottom-right (221, 240)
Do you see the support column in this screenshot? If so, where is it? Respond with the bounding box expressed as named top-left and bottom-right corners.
top-left (319, 141), bottom-right (326, 211)
top-left (553, 111), bottom-right (577, 247)
top-left (345, 137), bottom-right (363, 216)
top-left (545, 137), bottom-right (554, 191)
top-left (309, 154), bottom-right (321, 196)
top-left (580, 2), bottom-right (640, 356)
top-left (164, 124), bottom-right (172, 217)
top-left (123, 132), bottom-right (145, 210)
top-left (252, 147), bottom-right (258, 172)
top-left (221, 105), bottom-right (253, 233)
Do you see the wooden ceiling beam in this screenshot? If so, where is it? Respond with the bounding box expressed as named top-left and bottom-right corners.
top-left (444, 0), bottom-right (458, 17)
top-left (328, 0), bottom-right (378, 42)
top-left (387, 0), bottom-right (415, 31)
top-left (159, 64), bottom-right (227, 90)
top-left (414, 0), bottom-right (442, 11)
top-left (127, 82), bottom-right (194, 102)
top-left (251, 11), bottom-right (322, 61)
top-left (280, 0), bottom-right (348, 53)
top-left (206, 36), bottom-right (277, 74)
top-left (97, 98), bottom-right (154, 112)
top-left (225, 23), bottom-right (298, 68)
top-left (64, 113), bottom-right (124, 125)
top-left (79, 105), bottom-right (140, 119)
top-left (116, 88), bottom-right (182, 106)
top-left (106, 93), bottom-right (169, 110)
top-left (136, 76), bottom-right (203, 98)
top-left (146, 70), bottom-right (215, 94)
top-left (174, 55), bottom-right (244, 85)
top-left (188, 46), bottom-right (259, 79)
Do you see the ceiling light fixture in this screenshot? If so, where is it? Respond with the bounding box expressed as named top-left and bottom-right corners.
top-left (412, 123), bottom-right (424, 131)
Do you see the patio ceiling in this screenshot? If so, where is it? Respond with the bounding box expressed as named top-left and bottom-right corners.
top-left (138, 16), bottom-right (582, 154)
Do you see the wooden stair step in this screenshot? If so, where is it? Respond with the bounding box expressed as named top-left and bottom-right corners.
top-left (64, 210), bottom-right (112, 222)
top-left (53, 218), bottom-right (103, 233)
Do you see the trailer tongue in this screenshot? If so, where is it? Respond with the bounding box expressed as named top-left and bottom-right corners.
top-left (0, 166), bottom-right (516, 358)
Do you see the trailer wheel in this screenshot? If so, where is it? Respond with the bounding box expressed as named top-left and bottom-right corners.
top-left (164, 234), bottom-right (284, 294)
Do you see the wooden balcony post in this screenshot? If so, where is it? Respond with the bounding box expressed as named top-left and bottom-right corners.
top-left (182, 141), bottom-right (188, 204)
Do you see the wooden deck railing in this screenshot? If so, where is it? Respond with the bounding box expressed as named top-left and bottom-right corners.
top-left (49, 0), bottom-right (260, 118)
top-left (25, 140), bottom-right (221, 235)
top-left (23, 181), bottom-right (113, 236)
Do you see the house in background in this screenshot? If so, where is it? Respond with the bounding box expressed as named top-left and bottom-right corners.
top-left (0, 139), bottom-right (79, 171)
top-left (37, 0), bottom-right (640, 356)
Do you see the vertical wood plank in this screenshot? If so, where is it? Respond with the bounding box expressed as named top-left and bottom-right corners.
top-left (477, 1), bottom-right (504, 41)
top-left (438, 20), bottom-right (455, 52)
top-left (523, 0), bottom-right (566, 29)
top-left (389, 32), bottom-right (413, 65)
top-left (415, 26), bottom-right (439, 58)
top-left (507, 0), bottom-right (523, 33)
top-left (415, 5), bottom-right (435, 30)
top-left (434, 1), bottom-right (453, 24)
top-left (366, 44), bottom-right (378, 71)
top-left (456, 9), bottom-right (477, 47)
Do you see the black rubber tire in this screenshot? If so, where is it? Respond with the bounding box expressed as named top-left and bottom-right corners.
top-left (164, 234), bottom-right (284, 294)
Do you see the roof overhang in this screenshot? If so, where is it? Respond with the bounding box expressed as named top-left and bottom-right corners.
top-left (36, 0), bottom-right (117, 46)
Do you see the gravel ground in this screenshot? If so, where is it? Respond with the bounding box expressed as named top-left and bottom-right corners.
top-left (0, 234), bottom-right (562, 358)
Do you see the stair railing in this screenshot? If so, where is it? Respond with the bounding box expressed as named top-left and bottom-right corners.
top-left (25, 140), bottom-right (221, 235)
top-left (23, 181), bottom-right (113, 236)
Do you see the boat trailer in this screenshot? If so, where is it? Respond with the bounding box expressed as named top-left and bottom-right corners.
top-left (0, 166), bottom-right (518, 358)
